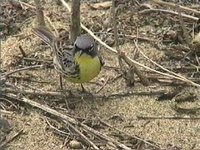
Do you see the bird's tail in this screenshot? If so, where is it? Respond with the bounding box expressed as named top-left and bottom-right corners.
top-left (32, 26), bottom-right (55, 46)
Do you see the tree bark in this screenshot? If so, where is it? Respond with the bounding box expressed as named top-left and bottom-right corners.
top-left (34, 0), bottom-right (46, 27)
top-left (0, 43), bottom-right (4, 97)
top-left (70, 0), bottom-right (81, 43)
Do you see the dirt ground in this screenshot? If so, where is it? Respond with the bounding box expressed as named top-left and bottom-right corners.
top-left (1, 0), bottom-right (200, 150)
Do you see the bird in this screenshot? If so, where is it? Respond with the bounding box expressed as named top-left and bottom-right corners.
top-left (32, 26), bottom-right (104, 90)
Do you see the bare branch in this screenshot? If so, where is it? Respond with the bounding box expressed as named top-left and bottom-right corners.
top-left (7, 93), bottom-right (132, 150)
top-left (34, 0), bottom-right (46, 26)
top-left (70, 0), bottom-right (81, 43)
top-left (139, 8), bottom-right (198, 22)
top-left (176, 4), bottom-right (190, 44)
top-left (152, 0), bottom-right (200, 15)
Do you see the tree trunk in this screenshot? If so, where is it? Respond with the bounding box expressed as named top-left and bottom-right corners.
top-left (34, 0), bottom-right (46, 27)
top-left (0, 47), bottom-right (4, 97)
top-left (70, 0), bottom-right (81, 43)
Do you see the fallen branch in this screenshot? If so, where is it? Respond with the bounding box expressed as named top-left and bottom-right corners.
top-left (139, 8), bottom-right (198, 22)
top-left (45, 117), bottom-right (70, 136)
top-left (0, 109), bottom-right (13, 115)
top-left (137, 116), bottom-right (200, 120)
top-left (17, 0), bottom-right (58, 35)
top-left (34, 0), bottom-right (46, 26)
top-left (18, 45), bottom-right (26, 57)
top-left (5, 86), bottom-right (167, 99)
top-left (99, 118), bottom-right (160, 149)
top-left (5, 88), bottom-right (62, 97)
top-left (96, 32), bottom-right (158, 42)
top-left (7, 93), bottom-right (132, 150)
top-left (62, 120), bottom-right (99, 150)
top-left (23, 57), bottom-right (53, 64)
top-left (2, 65), bottom-right (44, 77)
top-left (133, 41), bottom-right (200, 87)
top-left (0, 128), bottom-right (24, 149)
top-left (152, 0), bottom-right (200, 15)
top-left (176, 4), bottom-right (190, 44)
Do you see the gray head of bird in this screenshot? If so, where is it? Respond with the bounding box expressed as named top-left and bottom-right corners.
top-left (74, 34), bottom-right (98, 57)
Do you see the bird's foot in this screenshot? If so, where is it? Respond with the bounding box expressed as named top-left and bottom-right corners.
top-left (80, 84), bottom-right (93, 96)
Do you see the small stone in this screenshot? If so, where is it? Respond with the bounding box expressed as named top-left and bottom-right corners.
top-left (68, 140), bottom-right (82, 149)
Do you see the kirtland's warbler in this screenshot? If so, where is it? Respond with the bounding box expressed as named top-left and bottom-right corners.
top-left (32, 26), bottom-right (103, 84)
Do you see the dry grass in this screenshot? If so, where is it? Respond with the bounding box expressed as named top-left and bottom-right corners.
top-left (1, 0), bottom-right (200, 149)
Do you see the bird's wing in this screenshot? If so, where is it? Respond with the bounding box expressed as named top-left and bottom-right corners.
top-left (53, 39), bottom-right (80, 78)
top-left (32, 27), bottom-right (79, 78)
top-left (32, 26), bottom-right (55, 46)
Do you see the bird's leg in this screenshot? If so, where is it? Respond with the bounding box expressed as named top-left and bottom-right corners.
top-left (81, 84), bottom-right (85, 92)
top-left (59, 74), bottom-right (75, 98)
top-left (59, 74), bottom-right (74, 108)
top-left (59, 74), bottom-right (71, 94)
top-left (80, 84), bottom-right (92, 96)
top-left (80, 84), bottom-right (95, 108)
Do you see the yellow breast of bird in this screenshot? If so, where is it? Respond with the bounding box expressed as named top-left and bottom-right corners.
top-left (69, 53), bottom-right (101, 83)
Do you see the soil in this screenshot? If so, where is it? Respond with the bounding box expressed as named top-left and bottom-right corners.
top-left (1, 0), bottom-right (200, 150)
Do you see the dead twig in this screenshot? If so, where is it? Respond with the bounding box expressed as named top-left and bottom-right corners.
top-left (148, 75), bottom-right (190, 86)
top-left (96, 32), bottom-right (158, 42)
top-left (139, 8), bottom-right (198, 22)
top-left (9, 92), bottom-right (77, 123)
top-left (23, 57), bottom-right (53, 64)
top-left (19, 0), bottom-right (36, 9)
top-left (5, 88), bottom-right (62, 97)
top-left (112, 0), bottom-right (136, 86)
top-left (34, 0), bottom-right (45, 26)
top-left (176, 4), bottom-right (190, 44)
top-left (133, 65), bottom-right (149, 86)
top-left (152, 0), bottom-right (200, 15)
top-left (70, 0), bottom-right (81, 42)
top-left (88, 1), bottom-right (112, 10)
top-left (95, 77), bottom-right (109, 93)
top-left (171, 103), bottom-right (200, 114)
top-left (111, 0), bottom-right (121, 68)
top-left (99, 119), bottom-right (161, 149)
top-left (45, 117), bottom-right (70, 136)
top-left (0, 97), bottom-right (18, 109)
top-left (0, 109), bottom-right (13, 115)
top-left (133, 41), bottom-right (200, 87)
top-left (17, 0), bottom-right (58, 36)
top-left (80, 123), bottom-right (131, 150)
top-left (18, 45), bottom-right (26, 57)
top-left (0, 128), bottom-right (24, 149)
top-left (5, 85), bottom-right (167, 100)
top-left (6, 75), bottom-right (50, 84)
top-left (62, 120), bottom-right (99, 150)
top-left (137, 116), bottom-right (200, 120)
top-left (132, 33), bottom-right (149, 86)
top-left (7, 93), bottom-right (132, 150)
top-left (2, 65), bottom-right (44, 78)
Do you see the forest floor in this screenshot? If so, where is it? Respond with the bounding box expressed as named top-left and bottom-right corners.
top-left (1, 0), bottom-right (200, 149)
